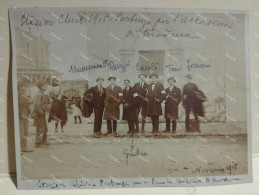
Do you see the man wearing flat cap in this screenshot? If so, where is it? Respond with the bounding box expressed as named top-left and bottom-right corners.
top-left (31, 79), bottom-right (49, 147)
top-left (84, 77), bottom-right (106, 137)
top-left (146, 73), bottom-right (166, 134)
top-left (133, 73), bottom-right (148, 132)
top-left (103, 76), bottom-right (123, 136)
top-left (164, 76), bottom-right (181, 133)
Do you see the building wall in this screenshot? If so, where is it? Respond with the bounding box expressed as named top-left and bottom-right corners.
top-left (82, 12), bottom-right (246, 122)
top-left (15, 27), bottom-right (50, 69)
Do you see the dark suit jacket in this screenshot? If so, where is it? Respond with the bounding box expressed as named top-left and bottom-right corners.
top-left (182, 82), bottom-right (205, 117)
top-left (85, 85), bottom-right (106, 108)
top-left (165, 86), bottom-right (181, 119)
top-left (133, 82), bottom-right (148, 107)
top-left (146, 82), bottom-right (165, 116)
top-left (103, 85), bottom-right (123, 120)
top-left (122, 87), bottom-right (136, 120)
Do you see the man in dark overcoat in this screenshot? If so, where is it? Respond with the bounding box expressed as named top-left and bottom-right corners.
top-left (103, 76), bottom-right (123, 136)
top-left (133, 73), bottom-right (148, 133)
top-left (122, 79), bottom-right (136, 134)
top-left (146, 73), bottom-right (166, 133)
top-left (164, 76), bottom-right (181, 133)
top-left (182, 74), bottom-right (204, 132)
top-left (84, 77), bottom-right (106, 137)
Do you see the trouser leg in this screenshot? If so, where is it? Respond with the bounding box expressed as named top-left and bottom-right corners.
top-left (113, 120), bottom-right (117, 133)
top-left (172, 119), bottom-right (176, 132)
top-left (19, 118), bottom-right (26, 149)
top-left (42, 116), bottom-right (48, 144)
top-left (135, 107), bottom-right (140, 131)
top-left (166, 118), bottom-right (170, 131)
top-left (98, 106), bottom-right (104, 132)
top-left (107, 120), bottom-right (112, 133)
top-left (93, 108), bottom-right (99, 133)
top-left (55, 122), bottom-right (58, 131)
top-left (78, 116), bottom-right (82, 123)
top-left (154, 116), bottom-right (159, 132)
top-left (185, 106), bottom-right (190, 131)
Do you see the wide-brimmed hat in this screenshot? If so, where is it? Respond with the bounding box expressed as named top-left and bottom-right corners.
top-left (124, 79), bottom-right (130, 83)
top-left (149, 73), bottom-right (158, 79)
top-left (96, 77), bottom-right (104, 82)
top-left (108, 76), bottom-right (117, 81)
top-left (167, 76), bottom-right (176, 82)
top-left (138, 73), bottom-right (147, 78)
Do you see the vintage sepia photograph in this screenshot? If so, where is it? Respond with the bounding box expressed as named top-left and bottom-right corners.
top-left (9, 7), bottom-right (251, 189)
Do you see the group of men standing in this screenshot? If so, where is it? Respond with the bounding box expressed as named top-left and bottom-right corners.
top-left (84, 73), bottom-right (205, 137)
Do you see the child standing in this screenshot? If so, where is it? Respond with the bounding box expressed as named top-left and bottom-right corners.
top-left (71, 98), bottom-right (82, 124)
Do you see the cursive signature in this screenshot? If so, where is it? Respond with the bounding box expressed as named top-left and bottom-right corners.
top-left (123, 140), bottom-right (147, 165)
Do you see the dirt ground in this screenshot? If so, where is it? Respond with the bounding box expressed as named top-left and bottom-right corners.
top-left (20, 114), bottom-right (248, 180)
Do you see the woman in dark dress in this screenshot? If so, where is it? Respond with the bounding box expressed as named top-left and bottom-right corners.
top-left (48, 94), bottom-right (68, 132)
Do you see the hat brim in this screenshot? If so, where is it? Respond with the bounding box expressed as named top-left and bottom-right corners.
top-left (138, 74), bottom-right (147, 78)
top-left (108, 77), bottom-right (117, 81)
top-left (149, 74), bottom-right (158, 79)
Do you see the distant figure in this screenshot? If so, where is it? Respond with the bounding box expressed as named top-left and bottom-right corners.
top-left (133, 73), bottom-right (148, 133)
top-left (146, 73), bottom-right (166, 134)
top-left (84, 77), bottom-right (106, 137)
top-left (48, 94), bottom-right (68, 133)
top-left (182, 74), bottom-right (206, 132)
top-left (18, 79), bottom-right (33, 152)
top-left (71, 98), bottom-right (82, 124)
top-left (103, 76), bottom-right (123, 136)
top-left (31, 79), bottom-right (49, 148)
top-left (164, 76), bottom-right (181, 133)
top-left (122, 79), bottom-right (136, 135)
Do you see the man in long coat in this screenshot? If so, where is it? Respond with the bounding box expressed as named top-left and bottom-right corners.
top-left (164, 76), bottom-right (181, 133)
top-left (122, 79), bottom-right (136, 134)
top-left (84, 77), bottom-right (106, 137)
top-left (103, 76), bottom-right (123, 136)
top-left (31, 79), bottom-right (49, 147)
top-left (146, 73), bottom-right (166, 133)
top-left (133, 73), bottom-right (148, 133)
top-left (182, 74), bottom-right (205, 132)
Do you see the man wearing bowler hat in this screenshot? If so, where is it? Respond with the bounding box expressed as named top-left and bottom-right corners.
top-left (146, 73), bottom-right (166, 134)
top-left (133, 73), bottom-right (148, 133)
top-left (164, 76), bottom-right (181, 133)
top-left (103, 76), bottom-right (123, 136)
top-left (84, 77), bottom-right (106, 137)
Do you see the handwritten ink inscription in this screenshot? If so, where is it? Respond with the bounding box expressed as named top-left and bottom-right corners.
top-left (123, 140), bottom-right (147, 165)
top-left (20, 12), bottom-right (234, 39)
top-left (192, 163), bottom-right (238, 175)
top-left (69, 59), bottom-right (211, 74)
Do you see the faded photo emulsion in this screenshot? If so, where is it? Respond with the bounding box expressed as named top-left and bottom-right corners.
top-left (9, 7), bottom-right (251, 189)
